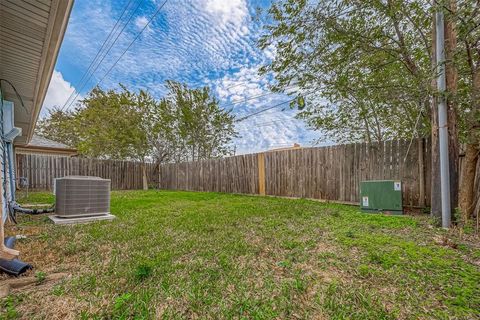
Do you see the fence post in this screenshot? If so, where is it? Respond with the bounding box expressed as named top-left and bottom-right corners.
top-left (258, 153), bottom-right (266, 195)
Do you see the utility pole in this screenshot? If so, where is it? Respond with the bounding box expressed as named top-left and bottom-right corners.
top-left (435, 8), bottom-right (451, 228)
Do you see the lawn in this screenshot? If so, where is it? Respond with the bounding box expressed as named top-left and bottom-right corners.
top-left (1, 190), bottom-right (480, 319)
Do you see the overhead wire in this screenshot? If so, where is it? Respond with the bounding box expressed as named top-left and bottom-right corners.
top-left (60, 0), bottom-right (137, 110)
top-left (221, 83), bottom-right (300, 110)
top-left (235, 90), bottom-right (315, 122)
top-left (57, 0), bottom-right (312, 151)
top-left (62, 1), bottom-right (298, 119)
top-left (0, 79), bottom-right (28, 114)
top-left (62, 0), bottom-right (147, 111)
top-left (92, 0), bottom-right (170, 90)
top-left (235, 99), bottom-right (295, 122)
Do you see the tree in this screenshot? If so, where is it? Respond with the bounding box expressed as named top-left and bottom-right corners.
top-left (36, 108), bottom-right (79, 148)
top-left (36, 82), bottom-right (237, 180)
top-left (37, 86), bottom-right (157, 189)
top-left (155, 81), bottom-right (237, 162)
top-left (453, 0), bottom-right (480, 223)
top-left (259, 0), bottom-right (434, 143)
top-left (75, 85), bottom-right (154, 162)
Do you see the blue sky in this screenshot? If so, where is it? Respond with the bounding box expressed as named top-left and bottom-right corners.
top-left (42, 0), bottom-right (320, 154)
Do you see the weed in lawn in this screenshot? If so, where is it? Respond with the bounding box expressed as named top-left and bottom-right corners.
top-left (357, 264), bottom-right (375, 279)
top-left (134, 264), bottom-right (153, 282)
top-left (114, 293), bottom-right (133, 313)
top-left (63, 242), bottom-right (78, 256)
top-left (35, 271), bottom-right (46, 284)
top-left (70, 274), bottom-right (98, 294)
top-left (345, 230), bottom-right (355, 238)
top-left (51, 282), bottom-right (66, 296)
top-left (0, 296), bottom-right (20, 320)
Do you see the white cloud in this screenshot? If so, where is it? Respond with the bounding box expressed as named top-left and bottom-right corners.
top-left (214, 66), bottom-right (265, 102)
top-left (204, 0), bottom-right (248, 28)
top-left (135, 16), bottom-right (153, 33)
top-left (135, 16), bottom-right (149, 29)
top-left (263, 44), bottom-right (277, 60)
top-left (41, 70), bottom-right (80, 116)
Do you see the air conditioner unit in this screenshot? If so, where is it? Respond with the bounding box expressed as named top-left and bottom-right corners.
top-left (54, 176), bottom-right (112, 219)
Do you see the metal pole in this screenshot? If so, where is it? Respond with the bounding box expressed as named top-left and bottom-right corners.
top-left (435, 9), bottom-right (451, 228)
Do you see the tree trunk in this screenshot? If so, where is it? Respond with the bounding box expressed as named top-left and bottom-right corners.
top-left (431, 10), bottom-right (442, 218)
top-left (459, 49), bottom-right (480, 223)
top-left (431, 97), bottom-right (442, 218)
top-left (444, 0), bottom-right (459, 216)
top-left (459, 144), bottom-right (479, 223)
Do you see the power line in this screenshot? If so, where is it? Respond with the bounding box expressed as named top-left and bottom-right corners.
top-left (234, 90), bottom-right (315, 122)
top-left (238, 110), bottom-right (299, 124)
top-left (61, 0), bottom-right (137, 110)
top-left (222, 84), bottom-right (299, 110)
top-left (221, 82), bottom-right (251, 91)
top-left (235, 98), bottom-right (297, 122)
top-left (63, 0), bottom-right (147, 111)
top-left (93, 0), bottom-right (169, 89)
top-left (221, 79), bottom-right (276, 91)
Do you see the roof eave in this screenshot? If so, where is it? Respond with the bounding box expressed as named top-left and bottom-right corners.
top-left (16, 145), bottom-right (77, 153)
top-left (24, 0), bottom-right (74, 145)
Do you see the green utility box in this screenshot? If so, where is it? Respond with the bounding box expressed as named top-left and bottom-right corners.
top-left (360, 180), bottom-right (403, 215)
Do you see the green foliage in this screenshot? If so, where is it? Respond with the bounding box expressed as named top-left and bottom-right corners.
top-left (37, 86), bottom-right (155, 161)
top-left (154, 81), bottom-right (237, 162)
top-left (0, 296), bottom-right (20, 320)
top-left (453, 0), bottom-right (480, 144)
top-left (51, 283), bottom-right (66, 297)
top-left (35, 271), bottom-right (47, 284)
top-left (260, 0), bottom-right (480, 144)
top-left (36, 108), bottom-right (79, 147)
top-left (75, 85), bottom-right (154, 161)
top-left (322, 282), bottom-right (396, 319)
top-left (258, 1), bottom-right (424, 143)
top-left (134, 264), bottom-right (153, 282)
top-left (36, 82), bottom-right (236, 163)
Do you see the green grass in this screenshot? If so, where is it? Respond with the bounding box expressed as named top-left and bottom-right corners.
top-left (2, 190), bottom-right (480, 319)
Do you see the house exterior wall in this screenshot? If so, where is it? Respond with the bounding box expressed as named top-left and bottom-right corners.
top-left (15, 147), bottom-right (77, 157)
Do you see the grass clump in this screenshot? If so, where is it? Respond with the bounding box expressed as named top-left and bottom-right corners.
top-left (134, 264), bottom-right (153, 282)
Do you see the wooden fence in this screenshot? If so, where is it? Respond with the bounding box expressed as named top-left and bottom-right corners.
top-left (16, 154), bottom-right (158, 190)
top-left (159, 139), bottom-right (431, 207)
top-left (15, 139), bottom-right (432, 207)
top-left (159, 153), bottom-right (260, 195)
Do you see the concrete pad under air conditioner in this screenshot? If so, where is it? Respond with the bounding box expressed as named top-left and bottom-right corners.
top-left (48, 213), bottom-right (116, 225)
